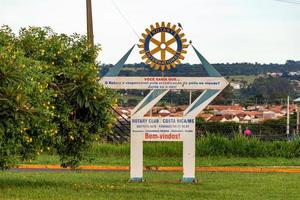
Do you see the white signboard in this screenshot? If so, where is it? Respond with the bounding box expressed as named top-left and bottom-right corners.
top-left (131, 117), bottom-right (195, 141)
top-left (100, 76), bottom-right (227, 90)
top-left (130, 117), bottom-right (196, 182)
top-left (100, 42), bottom-right (229, 183)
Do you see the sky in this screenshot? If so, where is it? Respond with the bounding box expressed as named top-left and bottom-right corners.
top-left (1, 0), bottom-right (300, 64)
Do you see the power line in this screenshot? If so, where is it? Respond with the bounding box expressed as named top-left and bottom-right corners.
top-left (110, 0), bottom-right (140, 39)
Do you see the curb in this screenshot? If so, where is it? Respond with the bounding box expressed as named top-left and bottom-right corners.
top-left (15, 164), bottom-right (300, 173)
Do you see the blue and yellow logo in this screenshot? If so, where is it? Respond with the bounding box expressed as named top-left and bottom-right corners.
top-left (139, 22), bottom-right (188, 71)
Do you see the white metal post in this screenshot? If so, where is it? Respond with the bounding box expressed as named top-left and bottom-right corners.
top-left (130, 131), bottom-right (143, 181)
top-left (182, 128), bottom-right (196, 182)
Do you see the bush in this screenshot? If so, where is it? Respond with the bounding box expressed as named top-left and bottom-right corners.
top-left (0, 26), bottom-right (116, 169)
top-left (89, 136), bottom-right (300, 159)
top-left (196, 121), bottom-right (294, 141)
top-left (196, 134), bottom-right (300, 158)
top-left (0, 26), bottom-right (55, 169)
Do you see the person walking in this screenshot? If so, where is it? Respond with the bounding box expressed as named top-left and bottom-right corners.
top-left (244, 127), bottom-right (252, 137)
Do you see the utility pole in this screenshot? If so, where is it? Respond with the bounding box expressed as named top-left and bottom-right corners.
top-left (189, 91), bottom-right (192, 105)
top-left (293, 98), bottom-right (300, 135)
top-left (86, 0), bottom-right (94, 47)
top-left (297, 104), bottom-right (299, 135)
top-left (255, 98), bottom-right (257, 110)
top-left (286, 96), bottom-right (290, 140)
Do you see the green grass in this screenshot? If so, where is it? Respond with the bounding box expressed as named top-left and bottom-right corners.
top-left (19, 139), bottom-right (300, 167)
top-left (22, 154), bottom-right (300, 167)
top-left (7, 139), bottom-right (300, 199)
top-left (0, 171), bottom-right (299, 200)
top-left (227, 75), bottom-right (258, 84)
top-left (92, 136), bottom-right (300, 158)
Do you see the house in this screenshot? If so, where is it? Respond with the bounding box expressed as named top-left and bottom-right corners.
top-left (236, 113), bottom-right (252, 123)
top-left (197, 113), bottom-right (213, 121)
top-left (208, 114), bottom-right (240, 123)
top-left (219, 110), bottom-right (245, 115)
top-left (209, 105), bottom-right (244, 111)
top-left (262, 111), bottom-right (276, 119)
top-left (244, 111), bottom-right (263, 118)
top-left (230, 82), bottom-right (242, 90)
top-left (267, 106), bottom-right (285, 118)
top-left (170, 112), bottom-right (184, 117)
top-left (209, 105), bottom-right (244, 116)
top-left (208, 115), bottom-right (228, 122)
top-left (229, 115), bottom-right (240, 123)
top-left (247, 105), bottom-right (267, 111)
top-left (281, 105), bottom-right (296, 115)
top-left (288, 71), bottom-right (300, 76)
top-left (177, 105), bottom-right (188, 111)
top-left (294, 97), bottom-right (300, 103)
top-left (268, 106), bottom-right (281, 113)
top-left (169, 107), bottom-right (177, 113)
top-left (266, 72), bottom-right (283, 77)
top-left (158, 109), bottom-right (171, 117)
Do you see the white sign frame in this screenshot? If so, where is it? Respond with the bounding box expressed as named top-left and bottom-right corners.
top-left (100, 44), bottom-right (228, 183)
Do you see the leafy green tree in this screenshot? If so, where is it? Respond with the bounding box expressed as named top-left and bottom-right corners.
top-left (242, 77), bottom-right (296, 99)
top-left (0, 26), bottom-right (55, 169)
top-left (213, 85), bottom-right (235, 105)
top-left (0, 26), bottom-right (116, 169)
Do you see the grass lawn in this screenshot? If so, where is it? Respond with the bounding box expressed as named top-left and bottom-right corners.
top-left (0, 171), bottom-right (299, 200)
top-left (18, 141), bottom-right (300, 167)
top-left (21, 154), bottom-right (300, 167)
top-left (227, 75), bottom-right (258, 84)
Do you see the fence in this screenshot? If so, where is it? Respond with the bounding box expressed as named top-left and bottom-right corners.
top-left (108, 116), bottom-right (298, 142)
top-left (196, 122), bottom-right (298, 141)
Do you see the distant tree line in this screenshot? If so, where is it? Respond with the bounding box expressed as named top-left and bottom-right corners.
top-left (100, 60), bottom-right (300, 77)
top-left (100, 60), bottom-right (299, 106)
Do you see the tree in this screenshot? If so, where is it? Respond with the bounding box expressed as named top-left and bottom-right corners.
top-left (242, 77), bottom-right (296, 99)
top-left (0, 26), bottom-right (55, 169)
top-left (127, 99), bottom-right (139, 107)
top-left (213, 85), bottom-right (235, 105)
top-left (0, 26), bottom-right (116, 169)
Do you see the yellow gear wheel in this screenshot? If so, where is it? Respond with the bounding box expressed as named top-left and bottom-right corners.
top-left (138, 22), bottom-right (188, 71)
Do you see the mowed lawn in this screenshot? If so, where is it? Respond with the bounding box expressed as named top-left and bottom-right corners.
top-left (0, 171), bottom-right (299, 200)
top-left (22, 154), bottom-right (300, 167)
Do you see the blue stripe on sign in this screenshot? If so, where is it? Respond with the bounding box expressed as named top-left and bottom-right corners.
top-left (133, 89), bottom-right (167, 115)
top-left (144, 35), bottom-right (151, 52)
top-left (176, 35), bottom-right (182, 52)
top-left (104, 45), bottom-right (135, 77)
top-left (186, 90), bottom-right (219, 115)
top-left (192, 46), bottom-right (221, 77)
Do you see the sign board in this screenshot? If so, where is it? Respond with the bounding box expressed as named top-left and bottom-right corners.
top-left (100, 22), bottom-right (228, 183)
top-left (131, 117), bottom-right (195, 141)
top-left (100, 77), bottom-right (227, 90)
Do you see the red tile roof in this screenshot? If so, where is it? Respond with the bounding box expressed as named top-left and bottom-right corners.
top-left (209, 105), bottom-right (243, 111)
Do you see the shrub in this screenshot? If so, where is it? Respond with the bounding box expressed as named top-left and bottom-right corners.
top-left (88, 136), bottom-right (300, 159)
top-left (0, 26), bottom-right (55, 169)
top-left (0, 26), bottom-right (116, 169)
top-left (196, 134), bottom-right (300, 158)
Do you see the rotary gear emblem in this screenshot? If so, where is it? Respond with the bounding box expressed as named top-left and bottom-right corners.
top-left (138, 22), bottom-right (188, 71)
